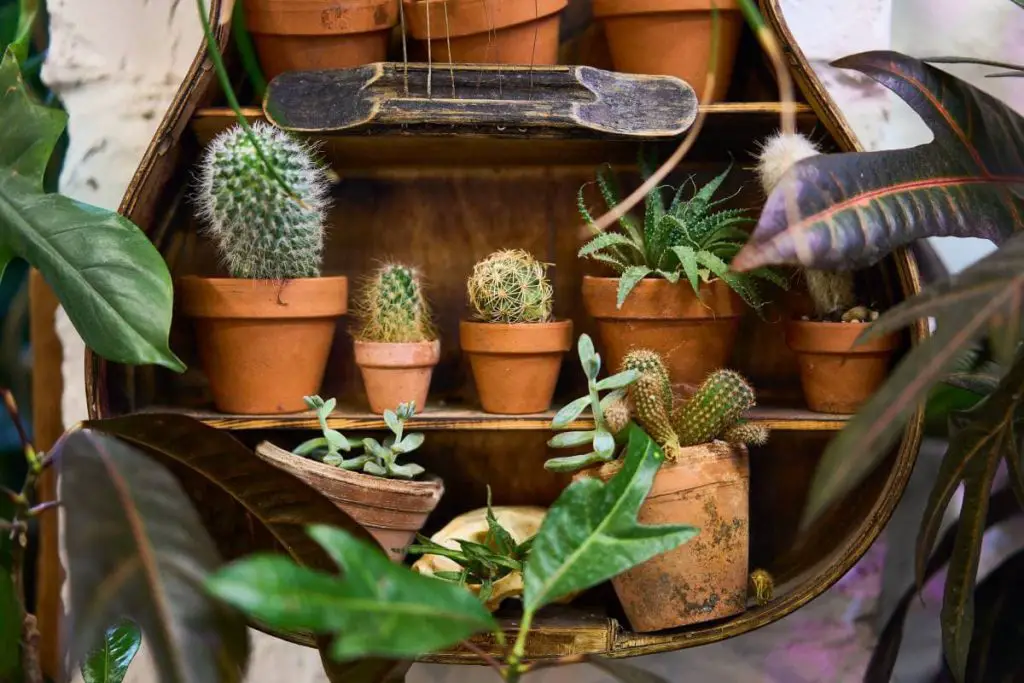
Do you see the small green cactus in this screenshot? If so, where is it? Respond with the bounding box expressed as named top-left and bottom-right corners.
top-left (467, 249), bottom-right (553, 324)
top-left (623, 351), bottom-right (682, 459)
top-left (723, 422), bottom-right (770, 447)
top-left (198, 121), bottom-right (330, 280)
top-left (355, 264), bottom-right (436, 343)
top-left (602, 395), bottom-right (632, 435)
top-left (673, 370), bottom-right (756, 447)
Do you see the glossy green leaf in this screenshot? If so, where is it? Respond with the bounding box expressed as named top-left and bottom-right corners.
top-left (551, 396), bottom-right (591, 428)
top-left (0, 568), bottom-right (19, 681)
top-left (81, 621), bottom-right (142, 683)
top-left (525, 426), bottom-right (698, 611)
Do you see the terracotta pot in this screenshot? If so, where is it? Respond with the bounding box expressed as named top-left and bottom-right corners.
top-left (785, 320), bottom-right (899, 414)
top-left (403, 0), bottom-right (568, 65)
top-left (179, 276), bottom-right (347, 415)
top-left (243, 0), bottom-right (400, 80)
top-left (581, 441), bottom-right (749, 631)
top-left (255, 441), bottom-right (443, 560)
top-left (592, 0), bottom-right (743, 103)
top-left (581, 276), bottom-right (742, 387)
top-left (353, 340), bottom-right (441, 414)
top-left (460, 320), bottom-right (573, 414)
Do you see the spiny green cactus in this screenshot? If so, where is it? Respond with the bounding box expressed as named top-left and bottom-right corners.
top-left (603, 395), bottom-right (632, 436)
top-left (355, 264), bottom-right (436, 343)
top-left (623, 349), bottom-right (673, 416)
top-left (198, 121), bottom-right (330, 280)
top-left (673, 370), bottom-right (756, 447)
top-left (723, 422), bottom-right (770, 447)
top-left (467, 249), bottom-right (553, 324)
top-left (629, 372), bottom-right (682, 459)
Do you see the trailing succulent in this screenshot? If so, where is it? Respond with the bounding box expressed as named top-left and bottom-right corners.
top-left (197, 121), bottom-right (330, 280)
top-left (578, 149), bottom-right (788, 310)
top-left (294, 396), bottom-right (426, 479)
top-left (467, 249), bottom-right (554, 324)
top-left (354, 263), bottom-right (437, 343)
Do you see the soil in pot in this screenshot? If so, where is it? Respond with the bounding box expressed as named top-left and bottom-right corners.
top-left (255, 441), bottom-right (443, 560)
top-left (354, 340), bottom-right (441, 414)
top-left (786, 320), bottom-right (899, 414)
top-left (581, 441), bottom-right (749, 631)
top-left (179, 276), bottom-right (348, 415)
top-left (403, 0), bottom-right (568, 65)
top-left (460, 320), bottom-right (573, 414)
top-left (592, 0), bottom-right (742, 103)
top-left (243, 0), bottom-right (400, 80)
top-left (582, 276), bottom-right (742, 388)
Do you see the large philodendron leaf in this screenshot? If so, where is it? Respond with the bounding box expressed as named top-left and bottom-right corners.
top-left (81, 621), bottom-right (143, 683)
top-left (0, 48), bottom-right (183, 372)
top-left (58, 429), bottom-right (250, 683)
top-left (732, 51), bottom-right (1024, 272)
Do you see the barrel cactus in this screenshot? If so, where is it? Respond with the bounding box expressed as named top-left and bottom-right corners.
top-left (197, 121), bottom-right (330, 280)
top-left (355, 264), bottom-right (436, 343)
top-left (673, 370), bottom-right (756, 447)
top-left (467, 250), bottom-right (553, 324)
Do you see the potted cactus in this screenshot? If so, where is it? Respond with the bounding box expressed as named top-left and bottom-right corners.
top-left (255, 396), bottom-right (444, 560)
top-left (352, 263), bottom-right (440, 414)
top-left (460, 250), bottom-right (573, 414)
top-left (179, 122), bottom-right (344, 415)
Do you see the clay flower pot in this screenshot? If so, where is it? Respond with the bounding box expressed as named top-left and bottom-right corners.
top-left (243, 0), bottom-right (400, 80)
top-left (582, 441), bottom-right (749, 632)
top-left (592, 0), bottom-right (743, 103)
top-left (256, 441), bottom-right (443, 560)
top-left (460, 320), bottom-right (573, 414)
top-left (354, 340), bottom-right (441, 414)
top-left (179, 276), bottom-right (348, 415)
top-left (581, 276), bottom-right (742, 387)
top-left (403, 0), bottom-right (568, 65)
top-left (785, 320), bottom-right (899, 414)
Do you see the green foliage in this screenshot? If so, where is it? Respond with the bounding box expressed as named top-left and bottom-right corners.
top-left (467, 249), bottom-right (554, 324)
top-left (578, 150), bottom-right (786, 310)
top-left (354, 263), bottom-right (436, 343)
top-left (81, 621), bottom-right (142, 683)
top-left (673, 370), bottom-right (756, 447)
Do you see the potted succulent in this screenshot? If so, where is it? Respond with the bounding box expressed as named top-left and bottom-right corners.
top-left (179, 122), bottom-right (345, 415)
top-left (255, 396), bottom-right (444, 560)
top-left (754, 132), bottom-right (898, 414)
top-left (579, 153), bottom-right (787, 386)
top-left (460, 249), bottom-right (573, 414)
top-left (352, 263), bottom-right (440, 414)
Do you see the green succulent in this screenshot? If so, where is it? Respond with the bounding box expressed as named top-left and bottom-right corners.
top-left (355, 263), bottom-right (436, 343)
top-left (467, 249), bottom-right (553, 324)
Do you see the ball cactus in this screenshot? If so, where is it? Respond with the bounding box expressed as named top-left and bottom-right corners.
top-left (197, 121), bottom-right (330, 280)
top-left (673, 370), bottom-right (756, 447)
top-left (467, 250), bottom-right (553, 324)
top-left (355, 264), bottom-right (436, 343)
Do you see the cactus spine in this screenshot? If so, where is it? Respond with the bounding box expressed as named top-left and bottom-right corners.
top-left (603, 395), bottom-right (632, 435)
top-left (673, 370), bottom-right (756, 447)
top-left (723, 422), bottom-right (770, 447)
top-left (198, 121), bottom-right (330, 280)
top-left (355, 264), bottom-right (436, 343)
top-left (467, 250), bottom-right (553, 324)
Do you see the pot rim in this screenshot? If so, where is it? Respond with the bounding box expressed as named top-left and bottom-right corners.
top-left (577, 440), bottom-right (749, 494)
top-left (353, 339), bottom-right (442, 368)
top-left (403, 0), bottom-right (567, 39)
top-left (592, 0), bottom-right (740, 18)
top-left (459, 318), bottom-right (573, 354)
top-left (785, 318), bottom-right (900, 355)
top-left (178, 275), bottom-right (348, 320)
top-left (581, 275), bottom-right (743, 321)
top-left (244, 0), bottom-right (401, 36)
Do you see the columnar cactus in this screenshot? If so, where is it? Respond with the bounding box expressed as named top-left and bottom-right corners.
top-left (622, 349), bottom-right (673, 415)
top-left (673, 370), bottom-right (756, 447)
top-left (198, 121), bottom-right (330, 280)
top-left (467, 250), bottom-right (553, 324)
top-left (623, 350), bottom-right (680, 457)
top-left (355, 264), bottom-right (436, 343)
top-left (723, 422), bottom-right (770, 447)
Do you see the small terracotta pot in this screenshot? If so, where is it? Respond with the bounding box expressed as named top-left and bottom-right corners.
top-left (786, 320), bottom-right (899, 414)
top-left (243, 0), bottom-right (400, 80)
top-left (460, 320), bottom-right (573, 415)
top-left (403, 0), bottom-right (568, 65)
top-left (580, 441), bottom-right (749, 631)
top-left (179, 276), bottom-right (348, 415)
top-left (581, 276), bottom-right (742, 387)
top-left (255, 441), bottom-right (443, 560)
top-left (353, 340), bottom-right (441, 414)
top-left (592, 0), bottom-right (743, 103)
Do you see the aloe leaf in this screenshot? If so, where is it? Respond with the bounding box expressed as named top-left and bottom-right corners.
top-left (616, 266), bottom-right (653, 309)
top-left (551, 396), bottom-right (591, 428)
top-left (579, 232), bottom-right (644, 259)
top-left (672, 246), bottom-right (700, 293)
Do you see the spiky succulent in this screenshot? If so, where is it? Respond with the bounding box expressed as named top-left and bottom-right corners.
top-left (673, 370), bottom-right (756, 447)
top-left (198, 121), bottom-right (330, 280)
top-left (355, 264), bottom-right (436, 343)
top-left (467, 250), bottom-right (553, 324)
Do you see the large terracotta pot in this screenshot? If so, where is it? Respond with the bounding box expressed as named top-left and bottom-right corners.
top-left (255, 441), bottom-right (443, 560)
top-left (581, 276), bottom-right (742, 388)
top-left (403, 0), bottom-right (568, 65)
top-left (179, 276), bottom-right (348, 415)
top-left (243, 0), bottom-right (400, 80)
top-left (353, 340), bottom-right (441, 414)
top-left (785, 320), bottom-right (899, 414)
top-left (584, 441), bottom-right (749, 631)
top-left (459, 320), bottom-right (573, 415)
top-left (591, 0), bottom-right (743, 103)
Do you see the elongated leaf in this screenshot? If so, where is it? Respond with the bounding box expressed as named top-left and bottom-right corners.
top-left (595, 369), bottom-right (640, 392)
top-left (81, 621), bottom-right (142, 683)
top-left (525, 426), bottom-right (698, 611)
top-left (543, 452), bottom-right (608, 473)
top-left (0, 569), bottom-right (19, 681)
top-left (551, 396), bottom-right (591, 428)
top-left (617, 266), bottom-right (653, 308)
top-left (548, 430), bottom-right (596, 448)
top-left (579, 232), bottom-right (643, 258)
top-left (733, 51), bottom-right (1024, 272)
top-left (58, 430), bottom-right (250, 683)
top-left (673, 245), bottom-right (701, 293)
top-left (593, 429), bottom-right (616, 458)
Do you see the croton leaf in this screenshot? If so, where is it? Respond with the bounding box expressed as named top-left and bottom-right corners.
top-left (81, 620), bottom-right (142, 683)
top-left (732, 51), bottom-right (1024, 272)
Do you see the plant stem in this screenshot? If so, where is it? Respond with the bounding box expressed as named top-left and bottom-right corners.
top-left (503, 609), bottom-right (535, 682)
top-left (12, 0), bottom-right (39, 63)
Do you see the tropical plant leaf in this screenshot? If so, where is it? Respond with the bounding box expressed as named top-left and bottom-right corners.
top-left (733, 51), bottom-right (1024, 272)
top-left (923, 56), bottom-right (1024, 73)
top-left (524, 426), bottom-right (698, 611)
top-left (58, 429), bottom-right (250, 683)
top-left (81, 621), bottom-right (142, 683)
top-left (0, 568), bottom-right (19, 682)
top-left (616, 266), bottom-right (653, 308)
